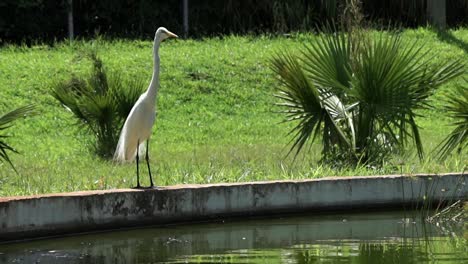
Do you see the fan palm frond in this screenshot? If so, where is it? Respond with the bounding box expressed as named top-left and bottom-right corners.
top-left (271, 29), bottom-right (464, 167)
top-left (302, 30), bottom-right (352, 94)
top-left (270, 51), bottom-right (351, 158)
top-left (437, 84), bottom-right (468, 160)
top-left (350, 33), bottom-right (464, 160)
top-left (0, 105), bottom-right (35, 172)
top-left (113, 77), bottom-right (146, 120)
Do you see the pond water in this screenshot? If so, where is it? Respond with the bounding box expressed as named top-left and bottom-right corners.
top-left (0, 210), bottom-right (466, 264)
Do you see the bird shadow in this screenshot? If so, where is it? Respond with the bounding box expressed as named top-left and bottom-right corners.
top-left (434, 28), bottom-right (468, 54)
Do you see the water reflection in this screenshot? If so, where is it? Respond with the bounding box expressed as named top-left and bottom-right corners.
top-left (0, 211), bottom-right (466, 263)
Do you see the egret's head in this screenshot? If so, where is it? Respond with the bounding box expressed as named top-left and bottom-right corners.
top-left (155, 27), bottom-right (178, 42)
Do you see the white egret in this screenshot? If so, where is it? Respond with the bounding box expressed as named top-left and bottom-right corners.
top-left (114, 27), bottom-right (178, 188)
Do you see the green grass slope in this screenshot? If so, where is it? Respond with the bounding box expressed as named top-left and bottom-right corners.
top-left (0, 28), bottom-right (467, 196)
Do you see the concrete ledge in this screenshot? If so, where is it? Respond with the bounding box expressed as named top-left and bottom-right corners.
top-left (1, 173), bottom-right (466, 242)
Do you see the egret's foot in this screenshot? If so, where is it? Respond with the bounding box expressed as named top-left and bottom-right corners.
top-left (134, 184), bottom-right (143, 189)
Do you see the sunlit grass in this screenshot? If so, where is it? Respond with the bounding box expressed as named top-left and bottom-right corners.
top-left (0, 28), bottom-right (467, 196)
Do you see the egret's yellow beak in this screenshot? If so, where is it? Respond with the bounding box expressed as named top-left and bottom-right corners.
top-left (167, 32), bottom-right (178, 38)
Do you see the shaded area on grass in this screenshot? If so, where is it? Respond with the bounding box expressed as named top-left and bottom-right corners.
top-left (436, 29), bottom-right (468, 54)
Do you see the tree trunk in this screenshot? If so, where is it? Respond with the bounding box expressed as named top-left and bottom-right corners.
top-left (427, 0), bottom-right (446, 29)
top-left (67, 0), bottom-right (74, 42)
top-left (183, 0), bottom-right (189, 38)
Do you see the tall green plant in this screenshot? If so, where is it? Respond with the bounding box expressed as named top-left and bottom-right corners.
top-left (271, 31), bottom-right (464, 166)
top-left (0, 105), bottom-right (35, 172)
top-left (271, 48), bottom-right (353, 161)
top-left (436, 84), bottom-right (468, 160)
top-left (52, 50), bottom-right (145, 158)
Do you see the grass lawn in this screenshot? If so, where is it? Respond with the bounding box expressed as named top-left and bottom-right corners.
top-left (0, 28), bottom-right (467, 196)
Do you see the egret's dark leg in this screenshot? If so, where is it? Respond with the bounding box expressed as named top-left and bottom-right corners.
top-left (146, 140), bottom-right (154, 187)
top-left (136, 139), bottom-right (141, 188)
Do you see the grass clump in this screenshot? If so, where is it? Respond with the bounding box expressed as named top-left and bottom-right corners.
top-left (52, 48), bottom-right (145, 158)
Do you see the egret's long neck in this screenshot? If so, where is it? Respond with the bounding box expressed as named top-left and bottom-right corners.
top-left (147, 38), bottom-right (161, 99)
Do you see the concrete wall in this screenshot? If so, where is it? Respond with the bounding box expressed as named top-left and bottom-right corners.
top-left (1, 173), bottom-right (466, 242)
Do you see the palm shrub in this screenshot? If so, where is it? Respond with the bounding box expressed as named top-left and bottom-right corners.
top-left (271, 31), bottom-right (464, 167)
top-left (52, 50), bottom-right (145, 158)
top-left (0, 105), bottom-right (35, 172)
top-left (436, 83), bottom-right (468, 160)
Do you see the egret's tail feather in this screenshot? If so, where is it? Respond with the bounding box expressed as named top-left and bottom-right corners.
top-left (113, 136), bottom-right (127, 162)
top-left (114, 129), bottom-right (146, 163)
top-left (138, 141), bottom-right (146, 158)
top-left (114, 130), bottom-right (136, 163)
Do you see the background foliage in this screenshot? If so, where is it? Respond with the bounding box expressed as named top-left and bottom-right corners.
top-left (1, 0), bottom-right (468, 43)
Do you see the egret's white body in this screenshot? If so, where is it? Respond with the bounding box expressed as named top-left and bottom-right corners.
top-left (114, 94), bottom-right (155, 161)
top-left (114, 27), bottom-right (177, 187)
